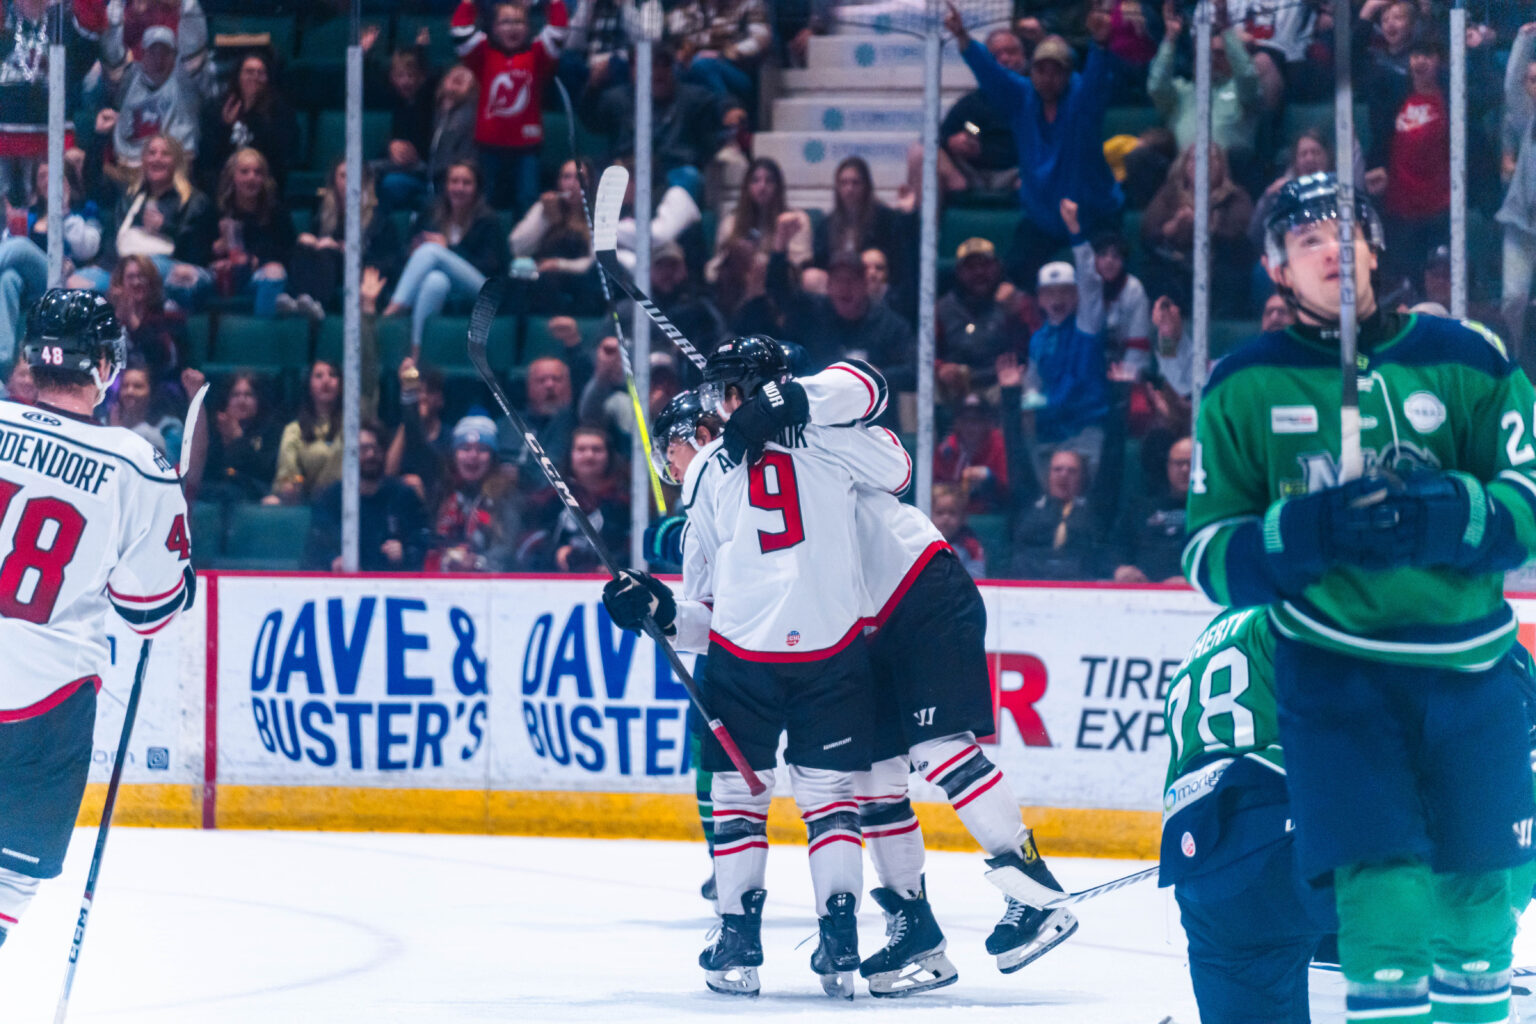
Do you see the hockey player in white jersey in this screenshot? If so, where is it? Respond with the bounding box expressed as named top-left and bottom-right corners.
top-left (716, 347), bottom-right (1079, 991)
top-left (0, 290), bottom-right (193, 948)
top-left (603, 338), bottom-right (914, 999)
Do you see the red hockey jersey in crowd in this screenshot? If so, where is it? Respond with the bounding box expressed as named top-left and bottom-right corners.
top-left (451, 0), bottom-right (566, 150)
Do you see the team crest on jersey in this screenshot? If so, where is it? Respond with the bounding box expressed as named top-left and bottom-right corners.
top-left (785, 630), bottom-right (801, 646)
top-left (1291, 441), bottom-right (1439, 492)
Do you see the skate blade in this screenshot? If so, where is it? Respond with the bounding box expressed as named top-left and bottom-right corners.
top-left (984, 864), bottom-right (1067, 908)
top-left (867, 951), bottom-right (960, 998)
top-left (818, 970), bottom-right (856, 1000)
top-left (705, 966), bottom-right (760, 997)
top-left (996, 910), bottom-right (1079, 975)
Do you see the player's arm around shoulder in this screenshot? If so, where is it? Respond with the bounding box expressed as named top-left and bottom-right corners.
top-left (813, 422), bottom-right (913, 496)
top-left (799, 358), bottom-right (890, 426)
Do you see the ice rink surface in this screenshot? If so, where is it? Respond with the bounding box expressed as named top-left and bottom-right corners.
top-left (21, 827), bottom-right (1536, 1023)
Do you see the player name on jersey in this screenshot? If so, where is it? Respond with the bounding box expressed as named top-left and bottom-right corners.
top-left (0, 420), bottom-right (120, 495)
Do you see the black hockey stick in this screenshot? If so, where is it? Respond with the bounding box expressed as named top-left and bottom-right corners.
top-left (52, 639), bottom-right (151, 1024)
top-left (466, 278), bottom-right (766, 795)
top-left (590, 166), bottom-right (708, 372)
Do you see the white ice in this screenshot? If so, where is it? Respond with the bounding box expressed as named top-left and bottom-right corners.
top-left (5, 828), bottom-right (1534, 1023)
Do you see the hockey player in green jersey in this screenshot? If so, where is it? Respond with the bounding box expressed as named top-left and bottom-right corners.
top-left (1161, 607), bottom-right (1336, 1023)
top-left (1183, 172), bottom-right (1536, 1023)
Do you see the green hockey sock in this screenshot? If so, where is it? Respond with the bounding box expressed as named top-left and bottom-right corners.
top-left (1336, 860), bottom-right (1433, 1022)
top-left (1428, 869), bottom-right (1516, 1024)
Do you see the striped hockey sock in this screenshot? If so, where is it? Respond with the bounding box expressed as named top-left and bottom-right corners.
top-left (711, 770), bottom-right (772, 916)
top-left (1429, 966), bottom-right (1511, 1024)
top-left (855, 756), bottom-right (925, 899)
top-left (0, 867), bottom-right (38, 941)
top-left (914, 736), bottom-right (1021, 856)
top-left (791, 765), bottom-right (863, 917)
top-left (1344, 978), bottom-right (1432, 1024)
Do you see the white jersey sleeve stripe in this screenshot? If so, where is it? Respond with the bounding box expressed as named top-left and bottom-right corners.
top-left (876, 428), bottom-right (913, 495)
top-left (106, 579), bottom-right (186, 604)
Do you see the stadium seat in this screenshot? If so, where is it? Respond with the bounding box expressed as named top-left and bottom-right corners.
top-left (1279, 102), bottom-right (1371, 156)
top-left (394, 15), bottom-right (460, 67)
top-left (216, 504), bottom-right (311, 570)
top-left (1102, 105), bottom-right (1162, 142)
top-left (1208, 319), bottom-right (1259, 358)
top-left (309, 110), bottom-right (392, 178)
top-left (189, 501), bottom-right (224, 569)
top-left (967, 513), bottom-right (1011, 577)
top-left (420, 316), bottom-right (474, 369)
top-left (182, 313), bottom-right (212, 369)
top-left (208, 314), bottom-right (312, 372)
top-left (519, 316), bottom-right (607, 367)
top-left (207, 14), bottom-right (297, 57)
top-left (939, 207), bottom-right (1018, 262)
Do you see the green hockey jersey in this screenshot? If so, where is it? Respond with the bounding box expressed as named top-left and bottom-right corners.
top-left (1183, 312), bottom-right (1536, 671)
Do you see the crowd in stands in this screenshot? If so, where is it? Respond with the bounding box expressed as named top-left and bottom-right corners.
top-left (0, 0), bottom-right (1524, 580)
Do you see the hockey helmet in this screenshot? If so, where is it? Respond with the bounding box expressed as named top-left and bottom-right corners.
top-left (23, 288), bottom-right (127, 399)
top-left (650, 388), bottom-right (722, 485)
top-left (777, 340), bottom-right (810, 377)
top-left (1264, 172), bottom-right (1385, 270)
top-left (699, 334), bottom-right (789, 416)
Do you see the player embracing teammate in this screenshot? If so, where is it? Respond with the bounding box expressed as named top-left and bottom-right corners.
top-left (604, 338), bottom-right (1076, 998)
top-left (1185, 173), bottom-right (1536, 1023)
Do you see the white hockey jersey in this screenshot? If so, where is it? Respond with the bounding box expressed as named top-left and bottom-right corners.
top-left (801, 361), bottom-right (950, 624)
top-left (675, 418), bottom-right (912, 659)
top-left (0, 402), bottom-right (192, 719)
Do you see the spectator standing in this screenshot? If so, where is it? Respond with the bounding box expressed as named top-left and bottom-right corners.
top-left (1366, 38), bottom-right (1450, 287)
top-left (196, 52), bottom-right (300, 194)
top-left (0, 0), bottom-right (99, 205)
top-left (1063, 198), bottom-right (1149, 372)
top-left (1249, 129), bottom-right (1334, 257)
top-left (518, 425), bottom-right (629, 571)
top-left (113, 0), bottom-right (209, 84)
top-left (767, 250), bottom-right (915, 385)
top-left (29, 160), bottom-right (102, 285)
top-left (363, 27), bottom-right (436, 211)
top-left (1148, 4), bottom-right (1262, 187)
top-left (386, 359), bottom-right (451, 505)
top-left (1225, 0), bottom-right (1320, 108)
top-left (934, 393), bottom-right (1009, 514)
top-left (1024, 260), bottom-right (1109, 482)
top-left (451, 0), bottom-right (568, 212)
top-left (203, 370), bottom-right (281, 504)
top-left (935, 237), bottom-right (1026, 395)
top-left (1110, 434), bottom-right (1191, 583)
top-left (948, 3), bottom-right (1122, 287)
top-left (1499, 23), bottom-right (1536, 361)
top-left (906, 27), bottom-right (1022, 201)
top-left (270, 359), bottom-right (343, 506)
top-left (285, 161), bottom-right (402, 318)
top-left (705, 157), bottom-right (810, 283)
top-left (509, 158), bottom-right (601, 314)
top-left (101, 21), bottom-right (201, 170)
top-left (92, 134), bottom-right (216, 308)
top-left (212, 148), bottom-right (293, 317)
top-left (502, 355), bottom-right (577, 490)
top-left (425, 414), bottom-right (524, 572)
top-left (929, 482), bottom-right (988, 579)
top-left (384, 161), bottom-right (508, 359)
top-left (559, 0), bottom-right (629, 100)
top-left (1142, 143), bottom-right (1253, 316)
top-left (429, 64), bottom-right (480, 191)
top-left (665, 0), bottom-right (772, 108)
top-left (1010, 448), bottom-right (1103, 580)
top-left (304, 422), bottom-right (429, 572)
top-left (108, 255), bottom-right (185, 394)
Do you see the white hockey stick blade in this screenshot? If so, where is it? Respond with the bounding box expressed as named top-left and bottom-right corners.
top-left (593, 165), bottom-right (627, 256)
top-left (179, 382), bottom-right (209, 477)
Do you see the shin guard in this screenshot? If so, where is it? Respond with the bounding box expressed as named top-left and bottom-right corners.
top-left (711, 770), bottom-right (773, 916)
top-left (790, 765), bottom-right (863, 917)
top-left (912, 734), bottom-right (1022, 856)
top-left (854, 756), bottom-right (925, 899)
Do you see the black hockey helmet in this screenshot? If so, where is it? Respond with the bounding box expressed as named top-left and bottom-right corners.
top-left (777, 340), bottom-right (810, 377)
top-left (1264, 172), bottom-right (1385, 270)
top-left (699, 334), bottom-right (788, 415)
top-left (23, 288), bottom-right (126, 397)
top-left (650, 388), bottom-right (722, 485)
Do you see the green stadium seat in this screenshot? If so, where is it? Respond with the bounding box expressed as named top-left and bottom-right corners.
top-left (296, 17), bottom-right (384, 60)
top-left (208, 15), bottom-right (298, 57)
top-left (1102, 105), bottom-right (1162, 141)
top-left (310, 110), bottom-right (392, 174)
top-left (518, 316), bottom-right (607, 367)
top-left (1208, 319), bottom-right (1259, 358)
top-left (420, 316), bottom-right (474, 369)
top-left (209, 314), bottom-right (312, 370)
top-left (939, 207), bottom-right (1018, 262)
top-left (189, 500), bottom-right (224, 569)
top-left (394, 15), bottom-right (461, 67)
top-left (181, 313), bottom-right (212, 368)
top-left (216, 504), bottom-right (311, 570)
top-left (967, 513), bottom-right (1012, 577)
top-left (1279, 102), bottom-right (1371, 158)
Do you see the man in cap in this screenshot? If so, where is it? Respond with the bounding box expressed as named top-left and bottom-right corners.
top-left (945, 2), bottom-right (1122, 288)
top-left (101, 18), bottom-right (201, 167)
top-left (937, 237), bottom-right (1027, 394)
top-left (1024, 259), bottom-right (1108, 485)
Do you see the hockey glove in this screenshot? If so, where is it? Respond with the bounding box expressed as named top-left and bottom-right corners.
top-left (1264, 474), bottom-right (1419, 592)
top-left (1392, 468), bottom-right (1527, 573)
top-left (601, 570), bottom-right (678, 636)
top-left (721, 379), bottom-right (810, 465)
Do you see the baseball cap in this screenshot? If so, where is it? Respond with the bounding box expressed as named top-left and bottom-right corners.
top-left (142, 25), bottom-right (177, 49)
top-left (955, 237), bottom-right (996, 262)
top-left (1031, 35), bottom-right (1073, 70)
top-left (653, 242), bottom-right (685, 265)
top-left (452, 414), bottom-right (498, 449)
top-left (1037, 261), bottom-right (1075, 288)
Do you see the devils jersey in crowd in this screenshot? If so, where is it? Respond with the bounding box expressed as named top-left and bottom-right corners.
top-left (675, 403), bottom-right (913, 660)
top-left (451, 0), bottom-right (566, 149)
top-left (0, 401), bottom-right (191, 721)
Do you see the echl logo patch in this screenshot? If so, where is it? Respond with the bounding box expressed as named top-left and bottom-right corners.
top-left (1181, 832), bottom-right (1196, 858)
top-left (785, 630), bottom-right (801, 647)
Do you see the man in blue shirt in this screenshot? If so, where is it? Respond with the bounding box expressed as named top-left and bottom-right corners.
top-left (945, 2), bottom-right (1122, 288)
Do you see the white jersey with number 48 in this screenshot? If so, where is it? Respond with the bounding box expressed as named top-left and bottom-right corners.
top-left (676, 419), bottom-right (913, 659)
top-left (0, 402), bottom-right (192, 719)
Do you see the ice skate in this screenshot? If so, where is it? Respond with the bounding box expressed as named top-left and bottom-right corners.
top-left (987, 896), bottom-right (1078, 973)
top-left (809, 891), bottom-right (860, 999)
top-left (859, 884), bottom-right (958, 997)
top-left (699, 888), bottom-right (765, 996)
top-left (983, 832), bottom-right (1069, 908)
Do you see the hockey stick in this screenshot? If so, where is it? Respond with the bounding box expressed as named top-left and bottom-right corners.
top-left (1041, 865), bottom-right (1160, 909)
top-left (591, 166), bottom-right (708, 372)
top-left (551, 79), bottom-right (667, 513)
top-left (466, 278), bottom-right (766, 795)
top-left (52, 639), bottom-right (152, 1024)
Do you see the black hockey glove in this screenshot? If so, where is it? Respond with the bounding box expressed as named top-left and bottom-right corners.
top-left (601, 570), bottom-right (677, 636)
top-left (1392, 468), bottom-right (1526, 573)
top-left (1264, 473), bottom-right (1419, 592)
top-left (721, 379), bottom-right (810, 465)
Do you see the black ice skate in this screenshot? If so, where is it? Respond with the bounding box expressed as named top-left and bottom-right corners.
top-left (809, 891), bottom-right (860, 999)
top-left (858, 884), bottom-right (959, 998)
top-left (986, 897), bottom-right (1079, 974)
top-left (699, 888), bottom-right (765, 996)
top-left (982, 830), bottom-right (1069, 907)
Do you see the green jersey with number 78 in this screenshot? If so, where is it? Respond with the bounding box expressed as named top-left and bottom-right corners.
top-left (1183, 310), bottom-right (1536, 671)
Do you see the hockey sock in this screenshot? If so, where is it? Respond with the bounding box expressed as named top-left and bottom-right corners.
top-left (1429, 869), bottom-right (1516, 1024)
top-left (790, 765), bottom-right (862, 917)
top-left (692, 734), bottom-right (714, 854)
top-left (0, 866), bottom-right (39, 938)
top-left (1336, 860), bottom-right (1433, 1023)
top-left (853, 756), bottom-right (924, 899)
top-left (711, 770), bottom-right (773, 916)
top-left (912, 734), bottom-right (1023, 856)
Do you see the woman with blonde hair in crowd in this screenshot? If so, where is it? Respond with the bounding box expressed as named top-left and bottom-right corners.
top-left (213, 147), bottom-right (294, 317)
top-left (284, 159), bottom-right (402, 319)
